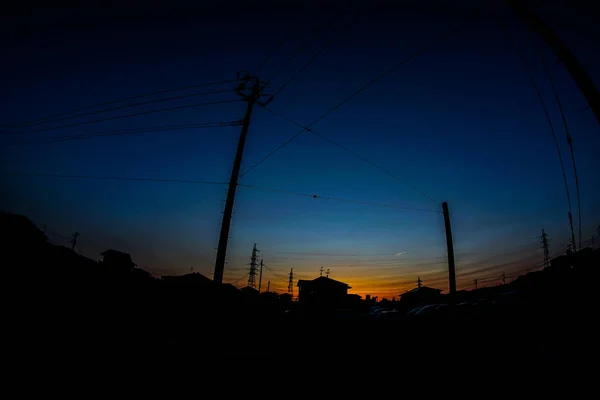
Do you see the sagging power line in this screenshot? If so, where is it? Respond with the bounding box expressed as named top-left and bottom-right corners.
top-left (6, 121), bottom-right (242, 147)
top-left (14, 78), bottom-right (240, 128)
top-left (256, 107), bottom-right (440, 205)
top-left (17, 88), bottom-right (237, 129)
top-left (499, 19), bottom-right (577, 253)
top-left (5, 99), bottom-right (244, 136)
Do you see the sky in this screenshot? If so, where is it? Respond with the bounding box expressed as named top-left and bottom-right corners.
top-left (1, 1), bottom-right (599, 299)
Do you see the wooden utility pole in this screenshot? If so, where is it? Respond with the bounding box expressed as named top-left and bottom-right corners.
top-left (267, 281), bottom-right (270, 292)
top-left (213, 74), bottom-right (266, 285)
top-left (71, 232), bottom-right (79, 252)
top-left (505, 0), bottom-right (600, 126)
top-left (258, 259), bottom-right (264, 293)
top-left (442, 202), bottom-right (457, 300)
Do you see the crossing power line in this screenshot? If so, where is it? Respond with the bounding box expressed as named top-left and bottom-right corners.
top-left (237, 183), bottom-right (440, 212)
top-left (11, 78), bottom-right (240, 128)
top-left (18, 88), bottom-right (237, 129)
top-left (6, 120), bottom-right (243, 147)
top-left (10, 171), bottom-right (438, 213)
top-left (257, 107), bottom-right (440, 204)
top-left (5, 99), bottom-right (244, 136)
top-left (268, 10), bottom-right (363, 101)
top-left (10, 172), bottom-right (228, 185)
top-left (241, 16), bottom-right (478, 188)
top-left (265, 10), bottom-right (340, 85)
top-left (528, 29), bottom-right (583, 252)
top-left (252, 9), bottom-right (316, 76)
top-left (499, 19), bottom-right (577, 252)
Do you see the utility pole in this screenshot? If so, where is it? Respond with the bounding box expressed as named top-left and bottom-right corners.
top-left (442, 202), bottom-right (457, 300)
top-left (258, 259), bottom-right (264, 293)
top-left (474, 279), bottom-right (478, 290)
top-left (248, 243), bottom-right (259, 289)
top-left (568, 212), bottom-right (577, 252)
top-left (267, 281), bottom-right (270, 293)
top-left (502, 273), bottom-right (506, 285)
top-left (505, 0), bottom-right (600, 126)
top-left (213, 73), bottom-right (268, 285)
top-left (417, 276), bottom-right (423, 288)
top-left (288, 268), bottom-right (294, 296)
top-left (71, 232), bottom-right (79, 252)
top-left (541, 229), bottom-right (550, 269)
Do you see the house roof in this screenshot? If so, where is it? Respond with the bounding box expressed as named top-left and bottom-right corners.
top-left (400, 286), bottom-right (442, 297)
top-left (297, 276), bottom-right (351, 289)
top-left (101, 249), bottom-right (132, 257)
top-left (161, 272), bottom-right (212, 284)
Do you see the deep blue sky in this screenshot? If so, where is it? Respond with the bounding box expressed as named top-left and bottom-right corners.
top-left (1, 1), bottom-right (598, 296)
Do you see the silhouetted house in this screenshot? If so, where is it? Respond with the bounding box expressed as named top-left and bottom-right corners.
top-left (100, 249), bottom-right (135, 274)
top-left (161, 272), bottom-right (213, 285)
top-left (548, 255), bottom-right (571, 272)
top-left (400, 286), bottom-right (443, 309)
top-left (297, 276), bottom-right (351, 306)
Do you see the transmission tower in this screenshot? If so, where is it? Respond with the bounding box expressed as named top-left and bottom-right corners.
top-left (541, 229), bottom-right (550, 269)
top-left (248, 243), bottom-right (259, 288)
top-left (417, 277), bottom-right (422, 288)
top-left (287, 268), bottom-right (294, 296)
top-left (70, 232), bottom-right (79, 252)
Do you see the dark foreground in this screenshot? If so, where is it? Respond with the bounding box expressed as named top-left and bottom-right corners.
top-left (17, 289), bottom-right (596, 394)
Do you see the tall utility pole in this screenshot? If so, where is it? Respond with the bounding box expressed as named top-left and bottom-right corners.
top-left (248, 243), bottom-right (259, 288)
top-left (568, 212), bottom-right (577, 252)
top-left (287, 268), bottom-right (294, 296)
top-left (505, 0), bottom-right (600, 126)
top-left (71, 232), bottom-right (79, 252)
top-left (258, 259), bottom-right (264, 293)
top-left (541, 229), bottom-right (550, 269)
top-left (213, 73), bottom-right (268, 285)
top-left (442, 202), bottom-right (457, 300)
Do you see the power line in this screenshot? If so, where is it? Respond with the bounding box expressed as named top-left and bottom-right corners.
top-left (258, 107), bottom-right (440, 204)
top-left (237, 183), bottom-right (440, 213)
top-left (528, 29), bottom-right (583, 252)
top-left (302, 16), bottom-right (478, 129)
top-left (9, 170), bottom-right (436, 213)
top-left (263, 265), bottom-right (289, 283)
top-left (499, 20), bottom-right (576, 251)
top-left (241, 18), bottom-right (476, 190)
top-left (15, 78), bottom-right (240, 127)
top-left (5, 99), bottom-right (243, 136)
top-left (265, 10), bottom-right (338, 84)
top-left (19, 88), bottom-right (236, 129)
top-left (252, 9), bottom-right (315, 76)
top-left (239, 129), bottom-right (304, 178)
top-left (10, 172), bottom-right (228, 185)
top-left (6, 121), bottom-right (242, 147)
top-left (268, 11), bottom-right (360, 100)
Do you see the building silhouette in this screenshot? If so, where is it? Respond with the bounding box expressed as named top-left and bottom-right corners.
top-left (297, 276), bottom-right (351, 306)
top-left (100, 249), bottom-right (136, 275)
top-left (400, 285), bottom-right (443, 309)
